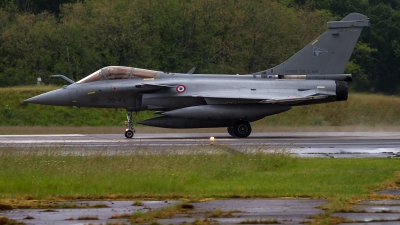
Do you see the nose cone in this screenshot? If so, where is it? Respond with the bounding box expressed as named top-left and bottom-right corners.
top-left (24, 88), bottom-right (71, 106)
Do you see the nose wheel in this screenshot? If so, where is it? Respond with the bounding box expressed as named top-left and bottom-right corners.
top-left (125, 130), bottom-right (134, 138)
top-left (125, 111), bottom-right (138, 138)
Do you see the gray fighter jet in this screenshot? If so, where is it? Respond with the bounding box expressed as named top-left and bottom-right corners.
top-left (24, 13), bottom-right (369, 138)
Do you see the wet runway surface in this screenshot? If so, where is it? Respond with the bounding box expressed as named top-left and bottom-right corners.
top-left (159, 199), bottom-right (327, 224)
top-left (336, 199), bottom-right (400, 225)
top-left (2, 197), bottom-right (400, 224)
top-left (0, 199), bottom-right (328, 224)
top-left (1, 132), bottom-right (400, 157)
top-left (1, 200), bottom-right (180, 225)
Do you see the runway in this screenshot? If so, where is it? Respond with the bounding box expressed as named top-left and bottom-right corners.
top-left (1, 132), bottom-right (400, 158)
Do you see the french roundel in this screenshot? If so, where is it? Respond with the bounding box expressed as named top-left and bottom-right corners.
top-left (176, 84), bottom-right (186, 93)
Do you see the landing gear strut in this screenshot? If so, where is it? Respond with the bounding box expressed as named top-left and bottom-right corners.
top-left (228, 120), bottom-right (252, 138)
top-left (125, 111), bottom-right (138, 138)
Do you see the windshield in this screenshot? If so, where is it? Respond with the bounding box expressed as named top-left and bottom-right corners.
top-left (77, 66), bottom-right (159, 84)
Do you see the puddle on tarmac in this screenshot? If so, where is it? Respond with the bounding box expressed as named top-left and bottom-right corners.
top-left (1, 200), bottom-right (179, 225)
top-left (1, 190), bottom-right (400, 225)
top-left (1, 199), bottom-right (327, 225)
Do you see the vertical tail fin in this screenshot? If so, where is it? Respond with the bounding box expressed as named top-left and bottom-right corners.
top-left (256, 13), bottom-right (369, 76)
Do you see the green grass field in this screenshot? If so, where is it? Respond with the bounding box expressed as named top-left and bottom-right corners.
top-left (0, 147), bottom-right (399, 202)
top-left (1, 146), bottom-right (399, 225)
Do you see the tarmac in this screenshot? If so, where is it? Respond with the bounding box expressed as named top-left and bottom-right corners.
top-left (2, 197), bottom-right (400, 224)
top-left (1, 132), bottom-right (400, 158)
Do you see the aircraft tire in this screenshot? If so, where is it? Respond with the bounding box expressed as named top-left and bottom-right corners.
top-left (125, 130), bottom-right (134, 138)
top-left (233, 121), bottom-right (252, 138)
top-left (227, 127), bottom-right (237, 137)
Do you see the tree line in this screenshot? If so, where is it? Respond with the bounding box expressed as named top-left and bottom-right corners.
top-left (295, 0), bottom-right (400, 95)
top-left (0, 0), bottom-right (399, 95)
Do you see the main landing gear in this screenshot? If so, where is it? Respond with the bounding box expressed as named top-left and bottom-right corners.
top-left (227, 120), bottom-right (252, 138)
top-left (125, 111), bottom-right (138, 138)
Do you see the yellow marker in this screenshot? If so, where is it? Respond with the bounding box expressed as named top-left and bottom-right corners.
top-left (311, 39), bottom-right (318, 45)
top-left (87, 91), bottom-right (95, 95)
top-left (210, 137), bottom-right (215, 145)
top-left (143, 78), bottom-right (155, 81)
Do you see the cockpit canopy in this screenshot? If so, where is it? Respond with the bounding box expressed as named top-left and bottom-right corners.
top-left (76, 66), bottom-right (158, 84)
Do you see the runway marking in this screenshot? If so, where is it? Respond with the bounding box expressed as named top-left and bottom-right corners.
top-left (0, 134), bottom-right (85, 137)
top-left (1, 132), bottom-right (400, 158)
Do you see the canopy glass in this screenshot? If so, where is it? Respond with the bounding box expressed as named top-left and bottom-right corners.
top-left (77, 66), bottom-right (158, 84)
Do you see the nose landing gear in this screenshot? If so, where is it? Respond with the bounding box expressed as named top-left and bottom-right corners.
top-left (125, 111), bottom-right (138, 138)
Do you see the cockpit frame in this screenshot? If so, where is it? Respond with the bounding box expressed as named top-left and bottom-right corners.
top-left (76, 66), bottom-right (158, 84)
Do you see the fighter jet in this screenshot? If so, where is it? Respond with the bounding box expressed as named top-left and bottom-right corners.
top-left (24, 13), bottom-right (369, 138)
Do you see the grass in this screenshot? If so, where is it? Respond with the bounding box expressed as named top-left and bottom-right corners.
top-left (0, 146), bottom-right (399, 202)
top-left (239, 218), bottom-right (280, 224)
top-left (22, 215), bottom-right (34, 220)
top-left (0, 199), bottom-right (108, 210)
top-left (109, 213), bottom-right (132, 219)
top-left (0, 146), bottom-right (294, 200)
top-left (0, 204), bottom-right (12, 210)
top-left (209, 209), bottom-right (234, 218)
top-left (132, 200), bottom-right (144, 206)
top-left (77, 215), bottom-right (98, 220)
top-left (130, 204), bottom-right (190, 224)
top-left (0, 216), bottom-right (23, 225)
top-left (189, 218), bottom-right (218, 224)
top-left (0, 146), bottom-right (399, 224)
top-left (2, 85), bottom-right (400, 127)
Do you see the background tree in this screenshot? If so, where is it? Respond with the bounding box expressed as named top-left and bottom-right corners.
top-left (295, 0), bottom-right (400, 94)
top-left (0, 0), bottom-right (77, 14)
top-left (0, 0), bottom-right (399, 95)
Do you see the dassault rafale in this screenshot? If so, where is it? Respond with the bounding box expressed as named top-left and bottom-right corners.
top-left (24, 13), bottom-right (369, 138)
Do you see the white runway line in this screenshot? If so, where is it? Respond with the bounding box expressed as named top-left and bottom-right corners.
top-left (0, 134), bottom-right (85, 137)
